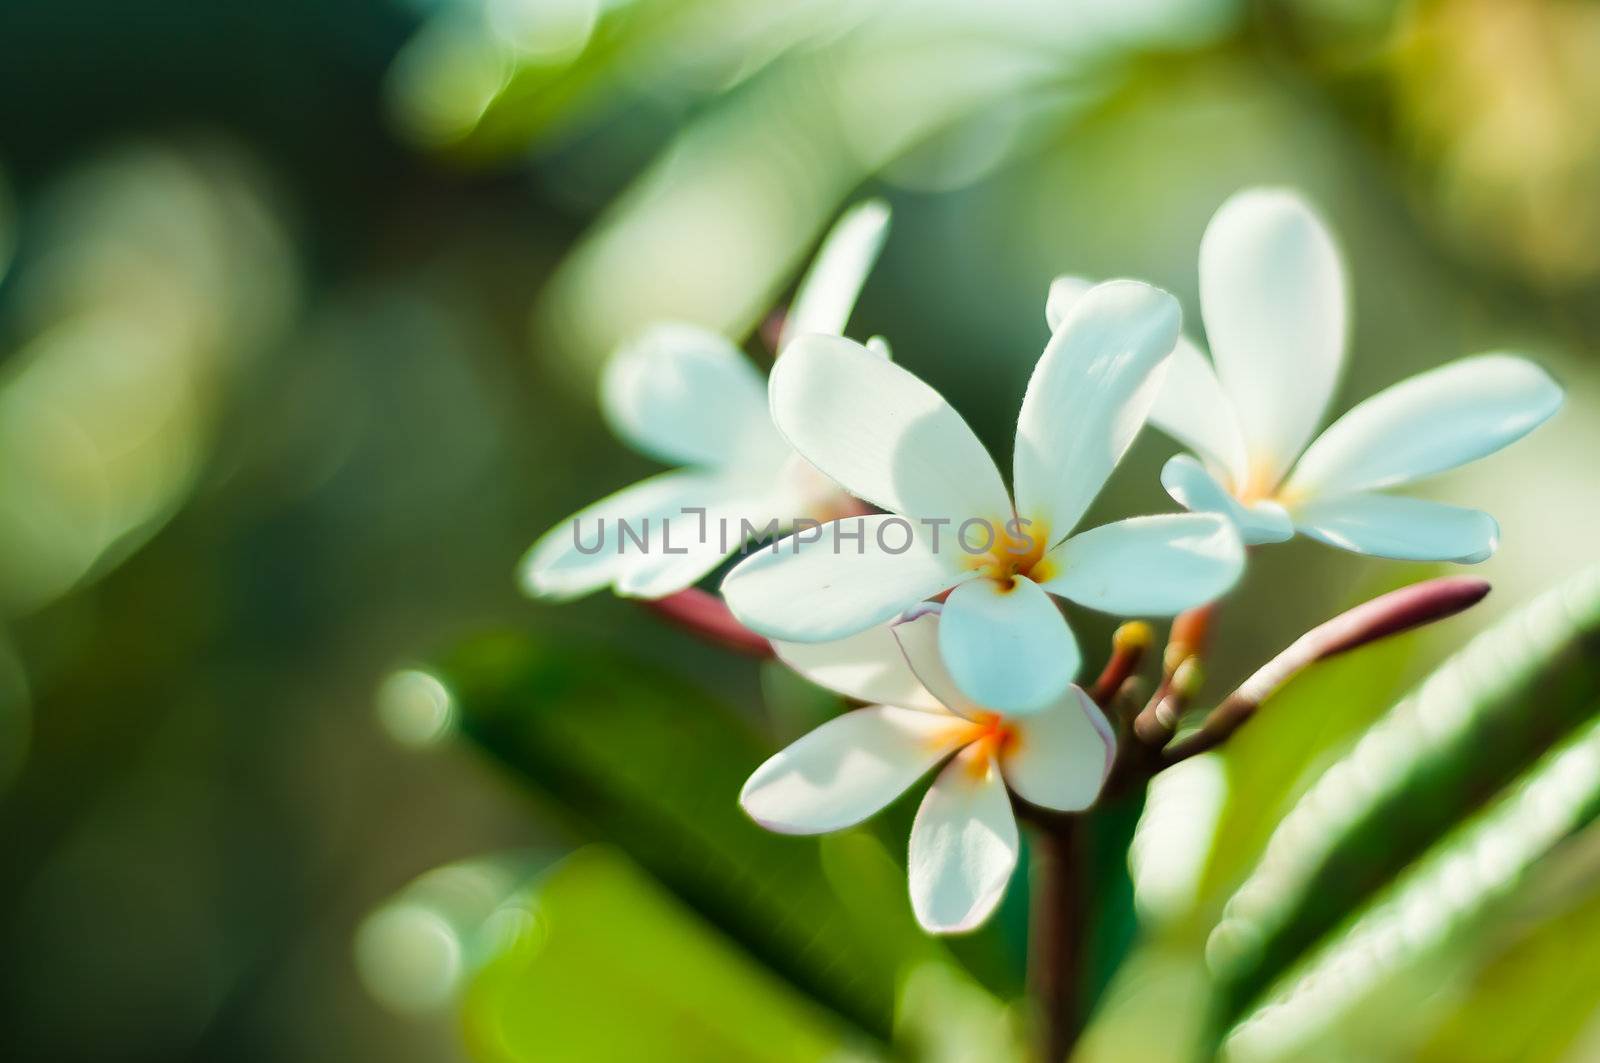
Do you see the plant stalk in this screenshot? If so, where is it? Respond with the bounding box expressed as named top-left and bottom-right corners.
top-left (643, 588), bottom-right (774, 657)
top-left (1028, 813), bottom-right (1088, 1062)
top-left (1162, 576), bottom-right (1489, 764)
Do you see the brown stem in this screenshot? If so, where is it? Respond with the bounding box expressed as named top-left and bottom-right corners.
top-left (642, 589), bottom-right (774, 657)
top-left (1111, 675), bottom-right (1148, 729)
top-left (1132, 686), bottom-right (1186, 748)
top-left (1027, 815), bottom-right (1087, 1063)
top-left (1132, 602), bottom-right (1218, 750)
top-left (1161, 576), bottom-right (1490, 765)
top-left (1089, 622), bottom-right (1153, 707)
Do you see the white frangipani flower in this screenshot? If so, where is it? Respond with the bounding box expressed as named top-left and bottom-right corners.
top-left (1048, 188), bottom-right (1565, 562)
top-left (519, 200), bottom-right (891, 601)
top-left (722, 280), bottom-right (1246, 717)
top-left (743, 609), bottom-right (1116, 934)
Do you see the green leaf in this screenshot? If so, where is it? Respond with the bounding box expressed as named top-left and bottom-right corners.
top-left (1220, 711), bottom-right (1600, 1061)
top-left (1208, 564), bottom-right (1600, 1028)
top-left (894, 960), bottom-right (1027, 1063)
top-left (1191, 567), bottom-right (1447, 928)
top-left (1192, 633), bottom-right (1418, 924)
top-left (1082, 788), bottom-right (1146, 1014)
top-left (426, 632), bottom-right (905, 1041)
top-left (0, 167), bottom-right (13, 284)
top-left (1071, 942), bottom-right (1215, 1063)
top-left (1414, 827), bottom-right (1600, 1063)
top-left (462, 846), bottom-right (865, 1062)
top-left (759, 658), bottom-right (846, 745)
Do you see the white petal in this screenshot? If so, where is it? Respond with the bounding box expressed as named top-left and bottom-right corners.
top-left (1001, 685), bottom-right (1114, 812)
top-left (1291, 492), bottom-right (1499, 563)
top-left (908, 746), bottom-right (1020, 934)
top-left (519, 470), bottom-right (725, 601)
top-left (741, 705), bottom-right (970, 834)
top-left (769, 334), bottom-right (1011, 526)
top-left (939, 577), bottom-right (1080, 716)
top-left (1160, 454), bottom-right (1293, 546)
top-left (1039, 513), bottom-right (1244, 617)
top-left (1044, 274), bottom-right (1093, 331)
top-left (613, 491), bottom-right (776, 599)
top-left (1051, 275), bottom-right (1247, 483)
top-left (865, 335), bottom-right (893, 360)
top-left (772, 622), bottom-right (943, 712)
top-left (779, 199), bottom-right (891, 350)
top-left (889, 607), bottom-right (986, 719)
top-left (1148, 338), bottom-right (1249, 487)
top-left (613, 549), bottom-right (729, 600)
top-left (721, 515), bottom-right (969, 643)
top-left (1014, 279), bottom-right (1181, 543)
top-left (1284, 353), bottom-right (1564, 499)
top-left (601, 323), bottom-right (773, 468)
top-left (1200, 188), bottom-right (1347, 486)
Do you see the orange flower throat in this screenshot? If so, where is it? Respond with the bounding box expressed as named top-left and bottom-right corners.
top-left (966, 518), bottom-right (1053, 588)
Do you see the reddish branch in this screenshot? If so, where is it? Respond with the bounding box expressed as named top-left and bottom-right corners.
top-left (1130, 603), bottom-right (1217, 748)
top-left (1090, 621), bottom-right (1153, 707)
top-left (1160, 576), bottom-right (1490, 765)
top-left (1132, 656), bottom-right (1205, 747)
top-left (643, 589), bottom-right (774, 657)
top-left (1027, 815), bottom-right (1087, 1063)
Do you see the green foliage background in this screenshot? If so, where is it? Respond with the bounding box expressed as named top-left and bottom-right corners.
top-left (1, 1), bottom-right (1599, 1060)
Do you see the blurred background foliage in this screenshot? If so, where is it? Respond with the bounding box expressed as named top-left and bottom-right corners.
top-left (1, 0), bottom-right (1599, 1060)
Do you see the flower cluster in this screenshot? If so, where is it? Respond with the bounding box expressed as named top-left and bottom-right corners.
top-left (746, 610), bottom-right (1113, 932)
top-left (520, 188), bottom-right (1563, 933)
top-left (1053, 189), bottom-right (1564, 560)
top-left (518, 200), bottom-right (891, 601)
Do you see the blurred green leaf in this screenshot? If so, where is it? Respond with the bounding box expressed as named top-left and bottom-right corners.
top-left (758, 658), bottom-right (843, 746)
top-left (1415, 827), bottom-right (1600, 1063)
top-left (0, 635), bottom-right (28, 795)
top-left (895, 960), bottom-right (1026, 1063)
top-left (0, 145), bottom-right (296, 616)
top-left (1072, 941), bottom-right (1214, 1063)
top-left (1194, 633), bottom-right (1418, 923)
top-left (463, 846), bottom-right (862, 1062)
top-left (1209, 564), bottom-right (1600, 1028)
top-left (430, 631), bottom-right (904, 1041)
top-left (1083, 789), bottom-right (1145, 1014)
top-left (815, 830), bottom-right (948, 976)
top-left (1191, 569), bottom-right (1438, 926)
top-left (0, 167), bottom-right (13, 283)
top-left (1222, 711), bottom-right (1600, 1061)
top-left (819, 831), bottom-right (1026, 1060)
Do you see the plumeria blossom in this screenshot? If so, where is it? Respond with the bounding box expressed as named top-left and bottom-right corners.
top-left (519, 201), bottom-right (891, 601)
top-left (722, 280), bottom-right (1246, 717)
top-left (1048, 188), bottom-right (1565, 562)
top-left (742, 608), bottom-right (1115, 934)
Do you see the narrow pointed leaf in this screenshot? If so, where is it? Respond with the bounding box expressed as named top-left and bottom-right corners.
top-left (1207, 565), bottom-right (1600, 1026)
top-left (463, 847), bottom-right (862, 1061)
top-left (426, 633), bottom-right (906, 1039)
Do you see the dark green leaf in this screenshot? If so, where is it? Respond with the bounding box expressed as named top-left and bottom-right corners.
top-left (428, 631), bottom-right (901, 1041)
top-left (463, 846), bottom-right (860, 1062)
top-left (1220, 712), bottom-right (1600, 1060)
top-left (1415, 826), bottom-right (1600, 1063)
top-left (1208, 565), bottom-right (1600, 1026)
top-left (1083, 788), bottom-right (1144, 1016)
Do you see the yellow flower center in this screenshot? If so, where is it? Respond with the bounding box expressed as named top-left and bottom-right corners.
top-left (964, 516), bottom-right (1053, 589)
top-left (1235, 459), bottom-right (1281, 505)
top-left (955, 712), bottom-right (1017, 774)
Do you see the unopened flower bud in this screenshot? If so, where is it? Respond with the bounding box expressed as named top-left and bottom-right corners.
top-left (1114, 620), bottom-right (1155, 654)
top-left (1171, 656), bottom-right (1206, 700)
